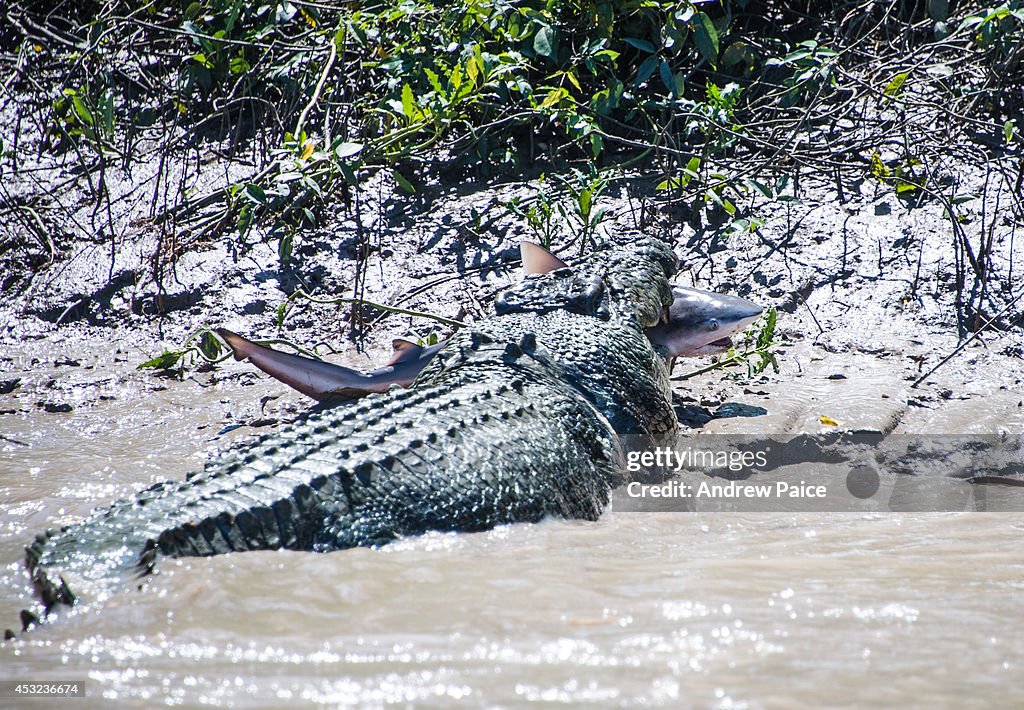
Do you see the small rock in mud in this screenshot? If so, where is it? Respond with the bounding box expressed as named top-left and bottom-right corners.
top-left (715, 402), bottom-right (768, 418)
top-left (250, 418), bottom-right (279, 428)
top-left (674, 404), bottom-right (713, 428)
top-left (40, 402), bottom-right (73, 413)
top-left (827, 373), bottom-right (847, 380)
top-left (0, 378), bottom-right (20, 395)
top-left (54, 358), bottom-right (81, 367)
top-left (242, 300), bottom-right (267, 315)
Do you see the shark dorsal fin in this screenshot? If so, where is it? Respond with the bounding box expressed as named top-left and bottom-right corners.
top-left (388, 339), bottom-right (425, 366)
top-left (520, 241), bottom-right (569, 275)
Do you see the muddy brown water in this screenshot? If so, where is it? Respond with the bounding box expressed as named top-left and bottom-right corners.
top-left (1, 339), bottom-right (1023, 709)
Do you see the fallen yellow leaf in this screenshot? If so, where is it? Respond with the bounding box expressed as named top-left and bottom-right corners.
top-left (819, 415), bottom-right (839, 427)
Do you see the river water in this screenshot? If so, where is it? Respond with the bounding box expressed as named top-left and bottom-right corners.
top-left (1, 344), bottom-right (1022, 708)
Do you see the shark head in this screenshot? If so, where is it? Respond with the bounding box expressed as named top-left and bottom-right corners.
top-left (645, 287), bottom-right (763, 358)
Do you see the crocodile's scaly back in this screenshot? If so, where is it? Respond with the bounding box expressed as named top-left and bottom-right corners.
top-left (17, 237), bottom-right (677, 632)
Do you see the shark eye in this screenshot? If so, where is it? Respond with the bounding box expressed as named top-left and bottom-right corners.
top-left (709, 319), bottom-right (720, 331)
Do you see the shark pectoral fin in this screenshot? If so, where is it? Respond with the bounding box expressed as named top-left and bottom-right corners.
top-left (520, 241), bottom-right (569, 275)
top-left (322, 386), bottom-right (383, 402)
top-left (214, 328), bottom-right (377, 402)
top-left (388, 339), bottom-right (425, 366)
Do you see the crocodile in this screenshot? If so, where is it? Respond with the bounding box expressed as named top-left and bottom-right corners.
top-left (13, 236), bottom-right (708, 634)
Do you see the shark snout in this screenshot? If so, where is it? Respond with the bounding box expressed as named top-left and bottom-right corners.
top-left (716, 292), bottom-right (763, 332)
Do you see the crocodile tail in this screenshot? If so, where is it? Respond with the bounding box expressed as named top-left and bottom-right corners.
top-left (8, 529), bottom-right (77, 637)
top-left (14, 517), bottom-right (151, 636)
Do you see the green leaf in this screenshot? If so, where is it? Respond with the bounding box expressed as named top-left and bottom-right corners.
top-left (659, 60), bottom-right (675, 95)
top-left (956, 15), bottom-right (985, 32)
top-left (138, 350), bottom-right (182, 370)
top-left (760, 308), bottom-right (777, 348)
top-left (424, 68), bottom-right (444, 97)
top-left (578, 188), bottom-right (592, 218)
top-left (656, 174), bottom-right (692, 190)
top-left (338, 161), bottom-right (358, 185)
top-left (590, 78), bottom-right (624, 114)
top-left (278, 232), bottom-right (293, 265)
top-left (927, 0), bottom-right (949, 22)
top-left (334, 141), bottom-right (363, 159)
top-left (779, 86), bottom-right (801, 108)
top-left (393, 169), bottom-right (416, 193)
top-left (198, 331), bottom-right (222, 360)
top-left (72, 95), bottom-right (94, 126)
top-left (401, 83), bottom-right (417, 120)
top-left (539, 87), bottom-right (568, 108)
top-left (884, 72), bottom-right (909, 97)
top-left (635, 55), bottom-right (659, 87)
top-left (1005, 120), bottom-right (1015, 144)
top-left (534, 25), bottom-right (557, 60)
top-left (870, 152), bottom-right (890, 180)
top-left (721, 41), bottom-right (750, 69)
top-left (243, 183), bottom-right (267, 205)
top-left (747, 179), bottom-right (773, 199)
top-left (693, 12), bottom-right (719, 67)
top-left (450, 63), bottom-right (463, 94)
top-left (624, 37), bottom-right (656, 53)
top-left (229, 56), bottom-right (250, 74)
top-left (706, 188), bottom-right (725, 209)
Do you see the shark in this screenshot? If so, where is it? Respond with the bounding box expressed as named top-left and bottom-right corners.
top-left (217, 242), bottom-right (763, 402)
